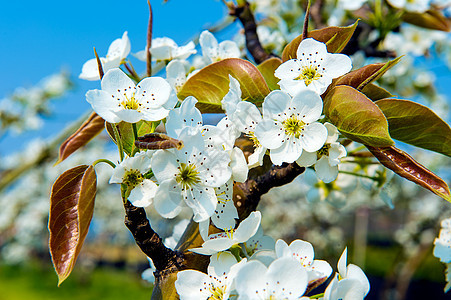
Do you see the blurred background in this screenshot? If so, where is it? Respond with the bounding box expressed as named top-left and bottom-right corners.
top-left (1, 0), bottom-right (450, 299)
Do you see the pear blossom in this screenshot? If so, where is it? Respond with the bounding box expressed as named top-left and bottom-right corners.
top-left (296, 122), bottom-right (347, 183)
top-left (245, 225), bottom-right (276, 257)
top-left (275, 38), bottom-right (352, 95)
top-left (109, 151), bottom-right (157, 207)
top-left (175, 252), bottom-right (246, 300)
top-left (165, 96), bottom-right (203, 139)
top-left (275, 239), bottom-right (332, 283)
top-left (324, 248), bottom-right (370, 300)
top-left (235, 257), bottom-right (309, 299)
top-left (134, 37), bottom-right (196, 62)
top-left (151, 128), bottom-right (232, 222)
top-left (80, 32), bottom-right (131, 81)
top-left (191, 211), bottom-right (262, 255)
top-left (199, 30), bottom-right (241, 64)
top-left (254, 90), bottom-right (328, 165)
top-left (166, 60), bottom-right (189, 92)
top-left (86, 68), bottom-right (175, 123)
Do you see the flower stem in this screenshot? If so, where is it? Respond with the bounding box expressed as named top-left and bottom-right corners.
top-left (112, 124), bottom-right (124, 162)
top-left (92, 158), bottom-right (116, 169)
top-left (339, 170), bottom-right (379, 181)
top-left (310, 293), bottom-right (324, 299)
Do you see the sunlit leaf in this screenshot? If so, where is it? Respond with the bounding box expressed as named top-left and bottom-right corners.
top-left (376, 98), bottom-right (451, 157)
top-left (106, 120), bottom-right (155, 156)
top-left (403, 10), bottom-right (450, 32)
top-left (257, 57), bottom-right (282, 91)
top-left (333, 57), bottom-right (402, 91)
top-left (323, 86), bottom-right (394, 147)
top-left (361, 83), bottom-right (394, 101)
top-left (282, 21), bottom-right (358, 61)
top-left (56, 113), bottom-right (104, 164)
top-left (178, 58), bottom-right (270, 113)
top-left (367, 146), bottom-right (451, 202)
top-left (49, 165), bottom-right (97, 285)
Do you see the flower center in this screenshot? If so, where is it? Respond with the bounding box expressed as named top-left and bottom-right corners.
top-left (247, 131), bottom-right (261, 148)
top-left (120, 94), bottom-right (140, 110)
top-left (282, 115), bottom-right (305, 138)
top-left (296, 66), bottom-right (322, 86)
top-left (122, 169), bottom-right (143, 188)
top-left (317, 144), bottom-right (331, 158)
top-left (176, 163), bottom-right (201, 189)
top-left (208, 285), bottom-right (226, 300)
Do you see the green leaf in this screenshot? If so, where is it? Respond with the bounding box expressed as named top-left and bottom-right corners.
top-left (375, 98), bottom-right (451, 157)
top-left (178, 58), bottom-right (270, 113)
top-left (281, 21), bottom-right (358, 61)
top-left (49, 165), bottom-right (97, 285)
top-left (361, 83), bottom-right (394, 101)
top-left (403, 10), bottom-right (450, 32)
top-left (257, 57), bottom-right (282, 91)
top-left (56, 112), bottom-right (105, 164)
top-left (367, 146), bottom-right (451, 202)
top-left (323, 86), bottom-right (394, 147)
top-left (106, 120), bottom-right (155, 156)
top-left (334, 57), bottom-right (402, 91)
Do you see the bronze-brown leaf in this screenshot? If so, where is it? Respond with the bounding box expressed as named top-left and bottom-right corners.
top-left (56, 113), bottom-right (105, 164)
top-left (367, 146), bottom-right (451, 202)
top-left (135, 133), bottom-right (184, 150)
top-left (49, 165), bottom-right (97, 285)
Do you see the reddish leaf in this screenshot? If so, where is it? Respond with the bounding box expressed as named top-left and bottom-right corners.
top-left (375, 98), bottom-right (451, 157)
top-left (56, 113), bottom-right (105, 164)
top-left (367, 146), bottom-right (451, 202)
top-left (323, 86), bottom-right (394, 147)
top-left (282, 21), bottom-right (358, 61)
top-left (135, 133), bottom-right (184, 150)
top-left (403, 10), bottom-right (450, 32)
top-left (361, 83), bottom-right (394, 101)
top-left (178, 58), bottom-right (270, 113)
top-left (257, 57), bottom-right (282, 91)
top-left (334, 57), bottom-right (402, 90)
top-left (49, 165), bottom-right (97, 285)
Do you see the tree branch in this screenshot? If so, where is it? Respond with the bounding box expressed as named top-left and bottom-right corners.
top-left (229, 2), bottom-right (278, 64)
top-left (235, 162), bottom-right (305, 218)
top-left (123, 200), bottom-right (183, 272)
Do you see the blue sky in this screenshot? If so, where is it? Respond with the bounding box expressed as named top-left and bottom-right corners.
top-left (0, 0), bottom-right (233, 155)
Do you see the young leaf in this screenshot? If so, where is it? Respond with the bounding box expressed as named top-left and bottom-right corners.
top-left (178, 58), bottom-right (270, 113)
top-left (323, 86), bottom-right (394, 147)
top-left (333, 57), bottom-right (402, 91)
top-left (403, 10), bottom-right (450, 32)
top-left (135, 132), bottom-right (184, 150)
top-left (49, 165), bottom-right (97, 285)
top-left (361, 83), bottom-right (394, 101)
top-left (257, 57), bottom-right (282, 91)
top-left (367, 146), bottom-right (451, 202)
top-left (106, 120), bottom-right (155, 156)
top-left (56, 113), bottom-right (105, 164)
top-left (281, 21), bottom-right (358, 61)
top-left (376, 98), bottom-right (451, 157)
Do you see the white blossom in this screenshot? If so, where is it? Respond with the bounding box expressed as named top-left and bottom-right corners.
top-left (109, 151), bottom-right (157, 207)
top-left (79, 31), bottom-right (131, 81)
top-left (275, 38), bottom-right (352, 95)
top-left (296, 122), bottom-right (347, 183)
top-left (255, 90), bottom-right (327, 165)
top-left (86, 68), bottom-right (175, 123)
top-left (134, 37), bottom-right (196, 62)
top-left (235, 257), bottom-right (309, 299)
top-left (199, 30), bottom-right (241, 64)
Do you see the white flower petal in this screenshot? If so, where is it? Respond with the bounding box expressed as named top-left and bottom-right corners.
top-left (292, 90), bottom-right (324, 123)
top-left (101, 68), bottom-right (135, 98)
top-left (151, 150), bottom-right (180, 184)
top-left (266, 258), bottom-right (308, 298)
top-left (199, 30), bottom-right (219, 62)
top-left (154, 179), bottom-right (183, 219)
top-left (233, 211), bottom-right (261, 243)
top-left (248, 146), bottom-right (266, 169)
top-left (233, 101), bottom-right (262, 133)
top-left (79, 58), bottom-right (102, 81)
top-left (300, 122), bottom-right (328, 152)
top-left (323, 53), bottom-right (352, 78)
top-left (274, 59), bottom-right (303, 80)
top-left (230, 147), bottom-right (248, 183)
top-left (184, 187), bottom-right (217, 223)
top-left (218, 40), bottom-right (240, 59)
top-left (262, 90), bottom-right (292, 120)
top-left (296, 38), bottom-right (328, 58)
top-left (278, 78), bottom-right (308, 96)
top-left (175, 270), bottom-right (211, 300)
top-left (270, 136), bottom-right (303, 165)
top-left (129, 179), bottom-right (157, 207)
top-left (254, 119), bottom-right (284, 149)
top-left (86, 90), bottom-right (121, 123)
top-left (315, 156), bottom-right (339, 183)
top-left (296, 150), bottom-right (317, 167)
top-left (136, 77), bottom-right (171, 108)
